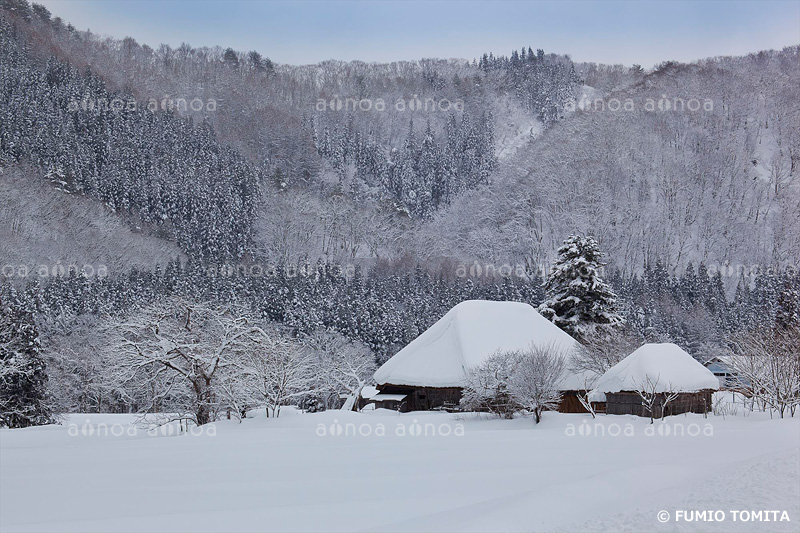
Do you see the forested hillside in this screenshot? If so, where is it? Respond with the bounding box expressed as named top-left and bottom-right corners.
top-left (421, 50), bottom-right (800, 274)
top-left (0, 17), bottom-right (260, 261)
top-left (0, 165), bottom-right (181, 276)
top-left (0, 0), bottom-right (798, 413)
top-left (4, 3), bottom-right (795, 274)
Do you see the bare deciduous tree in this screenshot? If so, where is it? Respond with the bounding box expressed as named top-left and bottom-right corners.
top-left (237, 327), bottom-right (313, 418)
top-left (576, 377), bottom-right (597, 419)
top-left (572, 331), bottom-right (641, 376)
top-left (301, 329), bottom-right (375, 411)
top-left (39, 312), bottom-right (127, 414)
top-left (104, 298), bottom-right (266, 425)
top-left (460, 350), bottom-right (517, 419)
top-left (728, 326), bottom-right (800, 418)
top-left (461, 343), bottom-right (568, 423)
top-left (634, 375), bottom-right (678, 423)
top-left (509, 343), bottom-right (567, 424)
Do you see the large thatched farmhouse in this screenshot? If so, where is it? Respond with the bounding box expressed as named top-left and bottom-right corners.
top-left (371, 300), bottom-right (596, 412)
top-left (589, 343), bottom-right (720, 417)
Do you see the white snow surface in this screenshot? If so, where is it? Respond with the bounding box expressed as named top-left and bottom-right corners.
top-left (589, 343), bottom-right (720, 402)
top-left (370, 393), bottom-right (408, 401)
top-left (1, 409), bottom-right (797, 533)
top-left (360, 385), bottom-right (380, 399)
top-left (373, 300), bottom-right (592, 389)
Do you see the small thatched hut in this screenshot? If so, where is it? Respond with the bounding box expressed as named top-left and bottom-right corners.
top-left (589, 343), bottom-right (719, 417)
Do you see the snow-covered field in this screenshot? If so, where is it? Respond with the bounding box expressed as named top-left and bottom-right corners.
top-left (1, 408), bottom-right (798, 533)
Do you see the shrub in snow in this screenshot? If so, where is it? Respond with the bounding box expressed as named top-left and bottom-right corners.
top-left (460, 350), bottom-right (517, 419)
top-left (298, 395), bottom-right (324, 413)
top-left (538, 235), bottom-right (623, 342)
top-left (712, 391), bottom-right (742, 419)
top-left (461, 343), bottom-right (567, 423)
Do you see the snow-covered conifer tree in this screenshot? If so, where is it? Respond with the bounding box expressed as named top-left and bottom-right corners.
top-left (538, 235), bottom-right (623, 342)
top-left (0, 289), bottom-right (53, 428)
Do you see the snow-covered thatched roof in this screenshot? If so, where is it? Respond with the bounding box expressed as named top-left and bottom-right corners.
top-left (371, 393), bottom-right (408, 402)
top-left (360, 386), bottom-right (380, 400)
top-left (588, 343), bottom-right (720, 402)
top-left (374, 300), bottom-right (592, 389)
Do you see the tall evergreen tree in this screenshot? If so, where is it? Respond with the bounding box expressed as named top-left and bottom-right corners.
top-left (538, 235), bottom-right (624, 342)
top-left (775, 275), bottom-right (800, 330)
top-left (0, 288), bottom-right (52, 428)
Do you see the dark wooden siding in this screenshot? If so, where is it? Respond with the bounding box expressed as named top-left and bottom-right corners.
top-left (606, 390), bottom-right (713, 417)
top-left (379, 386), bottom-right (605, 414)
top-left (558, 391), bottom-right (589, 413)
top-left (377, 384), bottom-right (462, 412)
top-left (555, 391), bottom-right (606, 414)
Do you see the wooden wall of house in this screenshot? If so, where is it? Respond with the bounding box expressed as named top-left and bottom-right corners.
top-left (558, 391), bottom-right (590, 413)
top-left (606, 390), bottom-right (713, 417)
top-left (377, 384), bottom-right (462, 412)
top-left (556, 392), bottom-right (606, 414)
top-left (377, 386), bottom-right (609, 414)
top-left (406, 387), bottom-right (462, 411)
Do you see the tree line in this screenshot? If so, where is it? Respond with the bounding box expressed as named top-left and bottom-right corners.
top-left (1, 241), bottom-right (797, 426)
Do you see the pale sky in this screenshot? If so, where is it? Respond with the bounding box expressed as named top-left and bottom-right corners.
top-left (38, 0), bottom-right (800, 67)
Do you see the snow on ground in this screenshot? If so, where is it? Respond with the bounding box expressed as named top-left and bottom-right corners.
top-left (1, 408), bottom-right (798, 533)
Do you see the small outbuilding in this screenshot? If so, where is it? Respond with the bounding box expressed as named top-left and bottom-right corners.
top-left (372, 300), bottom-right (596, 412)
top-left (589, 343), bottom-right (719, 418)
top-left (703, 356), bottom-right (741, 390)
